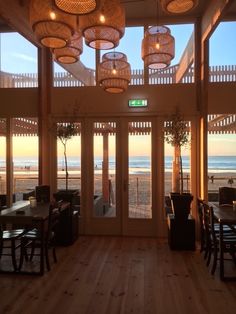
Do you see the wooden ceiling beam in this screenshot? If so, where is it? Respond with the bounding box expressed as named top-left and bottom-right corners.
top-left (201, 0), bottom-right (234, 42)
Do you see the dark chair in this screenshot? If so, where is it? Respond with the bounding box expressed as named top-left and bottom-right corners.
top-left (209, 205), bottom-right (236, 275)
top-left (197, 198), bottom-right (205, 253)
top-left (202, 202), bottom-right (234, 268)
top-left (0, 194), bottom-right (16, 209)
top-left (219, 187), bottom-right (236, 205)
top-left (19, 201), bottom-right (63, 272)
top-left (35, 185), bottom-right (50, 203)
top-left (0, 225), bottom-right (26, 271)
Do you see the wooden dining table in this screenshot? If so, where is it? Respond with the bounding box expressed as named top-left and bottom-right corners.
top-left (211, 202), bottom-right (236, 280)
top-left (0, 200), bottom-right (50, 275)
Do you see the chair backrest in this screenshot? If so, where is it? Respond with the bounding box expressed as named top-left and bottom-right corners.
top-left (197, 198), bottom-right (204, 232)
top-left (219, 186), bottom-right (236, 205)
top-left (208, 205), bottom-right (217, 243)
top-left (202, 202), bottom-right (211, 239)
top-left (46, 203), bottom-right (61, 243)
top-left (35, 185), bottom-right (50, 203)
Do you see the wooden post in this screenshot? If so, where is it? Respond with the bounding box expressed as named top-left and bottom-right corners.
top-left (38, 47), bottom-right (57, 197)
top-left (102, 132), bottom-right (109, 203)
top-left (143, 25), bottom-right (149, 86)
top-left (6, 117), bottom-right (13, 207)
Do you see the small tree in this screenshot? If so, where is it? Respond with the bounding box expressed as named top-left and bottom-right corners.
top-left (164, 108), bottom-right (190, 194)
top-left (57, 122), bottom-right (77, 190)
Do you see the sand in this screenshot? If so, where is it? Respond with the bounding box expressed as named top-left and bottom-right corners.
top-left (0, 170), bottom-right (235, 199)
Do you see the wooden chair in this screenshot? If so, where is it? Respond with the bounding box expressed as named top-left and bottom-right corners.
top-left (201, 202), bottom-right (236, 275)
top-left (197, 198), bottom-right (205, 253)
top-left (219, 186), bottom-right (236, 205)
top-left (208, 205), bottom-right (236, 275)
top-left (0, 225), bottom-right (26, 271)
top-left (19, 201), bottom-right (63, 272)
top-left (35, 185), bottom-right (50, 203)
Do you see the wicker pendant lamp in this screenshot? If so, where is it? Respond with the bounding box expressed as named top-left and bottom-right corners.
top-left (52, 31), bottom-right (83, 64)
top-left (79, 0), bottom-right (125, 50)
top-left (29, 0), bottom-right (76, 49)
top-left (98, 52), bottom-right (131, 93)
top-left (54, 0), bottom-right (99, 15)
top-left (141, 25), bottom-right (175, 70)
top-left (161, 0), bottom-right (198, 14)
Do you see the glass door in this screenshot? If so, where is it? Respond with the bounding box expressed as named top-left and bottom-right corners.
top-left (122, 119), bottom-right (157, 236)
top-left (88, 120), bottom-right (121, 235)
top-left (88, 118), bottom-right (157, 236)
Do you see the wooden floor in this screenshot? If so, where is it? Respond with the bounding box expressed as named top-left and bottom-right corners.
top-left (0, 236), bottom-right (236, 314)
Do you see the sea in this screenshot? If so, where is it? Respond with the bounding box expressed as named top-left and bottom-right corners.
top-left (1, 155), bottom-right (236, 175)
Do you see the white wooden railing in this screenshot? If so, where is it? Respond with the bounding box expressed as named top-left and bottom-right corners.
top-left (1, 64), bottom-right (236, 88)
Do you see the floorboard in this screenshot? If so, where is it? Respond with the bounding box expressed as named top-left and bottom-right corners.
top-left (0, 236), bottom-right (236, 314)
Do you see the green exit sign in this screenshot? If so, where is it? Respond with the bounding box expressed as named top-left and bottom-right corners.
top-left (128, 99), bottom-right (148, 107)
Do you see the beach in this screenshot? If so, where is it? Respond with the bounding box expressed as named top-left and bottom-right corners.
top-left (0, 169), bottom-right (235, 198)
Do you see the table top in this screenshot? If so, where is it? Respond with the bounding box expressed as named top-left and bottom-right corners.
top-left (210, 202), bottom-right (236, 224)
top-left (0, 201), bottom-right (50, 224)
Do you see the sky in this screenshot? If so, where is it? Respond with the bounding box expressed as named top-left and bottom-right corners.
top-left (1, 21), bottom-right (236, 72)
top-left (0, 22), bottom-right (236, 158)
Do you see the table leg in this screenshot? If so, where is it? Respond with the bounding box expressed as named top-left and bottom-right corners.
top-left (219, 222), bottom-right (224, 280)
top-left (39, 221), bottom-right (45, 275)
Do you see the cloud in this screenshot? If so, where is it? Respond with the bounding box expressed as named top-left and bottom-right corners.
top-left (11, 52), bottom-right (37, 63)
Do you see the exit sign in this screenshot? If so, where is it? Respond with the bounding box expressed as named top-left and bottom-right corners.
top-left (128, 99), bottom-right (148, 107)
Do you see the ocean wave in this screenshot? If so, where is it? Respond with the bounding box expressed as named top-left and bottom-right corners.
top-left (0, 155), bottom-right (236, 173)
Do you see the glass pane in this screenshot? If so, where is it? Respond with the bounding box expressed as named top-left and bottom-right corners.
top-left (128, 122), bottom-right (152, 219)
top-left (57, 122), bottom-right (81, 192)
top-left (209, 22), bottom-right (236, 82)
top-left (53, 40), bottom-right (96, 87)
top-left (164, 120), bottom-right (191, 215)
top-left (208, 114), bottom-right (236, 201)
top-left (0, 33), bottom-right (38, 88)
top-left (12, 118), bottom-right (38, 200)
top-left (93, 122), bottom-right (116, 217)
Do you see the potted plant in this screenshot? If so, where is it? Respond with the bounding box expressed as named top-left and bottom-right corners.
top-left (54, 122), bottom-right (79, 202)
top-left (164, 107), bottom-right (193, 219)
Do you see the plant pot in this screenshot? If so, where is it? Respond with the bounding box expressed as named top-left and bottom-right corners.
top-left (170, 192), bottom-right (193, 220)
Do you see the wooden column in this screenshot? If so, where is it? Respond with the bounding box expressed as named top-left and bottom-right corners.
top-left (95, 49), bottom-right (100, 86)
top-left (143, 25), bottom-right (149, 86)
top-left (38, 47), bottom-right (57, 196)
top-left (196, 0), bottom-right (232, 200)
top-left (102, 132), bottom-right (109, 204)
top-left (195, 17), bottom-right (209, 201)
top-left (6, 117), bottom-right (13, 207)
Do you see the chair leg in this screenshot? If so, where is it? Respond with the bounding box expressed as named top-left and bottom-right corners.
top-left (19, 238), bottom-right (29, 270)
top-left (11, 240), bottom-right (18, 271)
top-left (52, 247), bottom-right (57, 263)
top-left (206, 249), bottom-right (212, 266)
top-left (30, 240), bottom-right (36, 261)
top-left (0, 241), bottom-right (3, 259)
top-left (200, 231), bottom-right (205, 253)
top-left (204, 238), bottom-right (210, 260)
top-left (211, 247), bottom-right (218, 275)
top-left (45, 246), bottom-right (51, 271)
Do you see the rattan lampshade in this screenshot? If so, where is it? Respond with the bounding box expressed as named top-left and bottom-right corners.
top-left (79, 0), bottom-right (125, 50)
top-left (29, 0), bottom-right (76, 49)
top-left (54, 0), bottom-right (99, 15)
top-left (141, 25), bottom-right (175, 70)
top-left (98, 52), bottom-right (131, 93)
top-left (161, 0), bottom-right (198, 14)
top-left (52, 31), bottom-right (83, 64)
